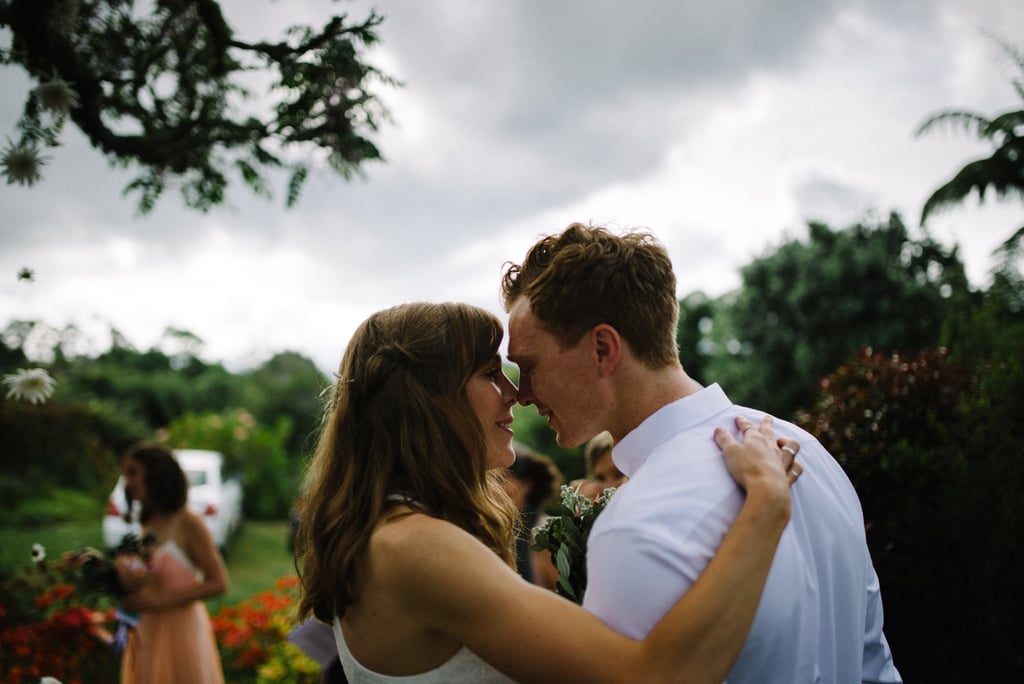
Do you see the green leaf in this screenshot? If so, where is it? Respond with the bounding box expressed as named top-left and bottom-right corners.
top-left (286, 165), bottom-right (308, 207)
top-left (555, 545), bottom-right (572, 581)
top-left (555, 546), bottom-right (576, 601)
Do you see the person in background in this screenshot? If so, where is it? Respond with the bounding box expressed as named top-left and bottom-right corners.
top-left (503, 443), bottom-right (562, 589)
top-left (118, 443), bottom-right (228, 684)
top-left (571, 431), bottom-right (626, 501)
top-left (295, 300), bottom-right (802, 683)
top-left (503, 222), bottom-right (901, 683)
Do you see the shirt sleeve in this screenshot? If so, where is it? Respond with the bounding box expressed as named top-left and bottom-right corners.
top-left (861, 556), bottom-right (903, 683)
top-left (583, 524), bottom-right (705, 640)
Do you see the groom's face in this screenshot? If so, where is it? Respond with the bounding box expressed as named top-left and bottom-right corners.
top-left (507, 297), bottom-right (604, 449)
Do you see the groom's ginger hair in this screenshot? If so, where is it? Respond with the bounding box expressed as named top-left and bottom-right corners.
top-left (501, 222), bottom-right (681, 368)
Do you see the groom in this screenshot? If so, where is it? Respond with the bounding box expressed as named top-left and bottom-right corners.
top-left (501, 223), bottom-right (901, 683)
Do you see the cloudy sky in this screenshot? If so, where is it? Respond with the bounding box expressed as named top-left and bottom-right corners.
top-left (2, 0), bottom-right (1022, 374)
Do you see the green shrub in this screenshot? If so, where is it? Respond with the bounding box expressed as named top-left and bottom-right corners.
top-left (0, 399), bottom-right (141, 508)
top-left (9, 488), bottom-right (105, 526)
top-left (161, 409), bottom-right (299, 520)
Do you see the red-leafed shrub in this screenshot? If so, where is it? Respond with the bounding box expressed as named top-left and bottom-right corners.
top-left (797, 347), bottom-right (1023, 681)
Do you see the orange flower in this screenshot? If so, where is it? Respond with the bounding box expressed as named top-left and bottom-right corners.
top-left (275, 575), bottom-right (299, 590)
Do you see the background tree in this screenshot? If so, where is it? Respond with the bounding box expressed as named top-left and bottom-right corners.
top-left (237, 351), bottom-right (328, 458)
top-left (697, 213), bottom-right (974, 416)
top-left (0, 318), bottom-right (326, 521)
top-left (56, 331), bottom-right (238, 429)
top-left (0, 0), bottom-right (396, 212)
top-left (675, 290), bottom-right (715, 385)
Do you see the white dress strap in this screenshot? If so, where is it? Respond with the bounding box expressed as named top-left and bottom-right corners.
top-left (160, 539), bottom-right (201, 578)
top-left (331, 617), bottom-right (514, 683)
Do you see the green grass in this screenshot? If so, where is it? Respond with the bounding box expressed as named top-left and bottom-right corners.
top-left (0, 518), bottom-right (105, 574)
top-left (210, 520), bottom-right (296, 611)
top-left (0, 518), bottom-right (296, 610)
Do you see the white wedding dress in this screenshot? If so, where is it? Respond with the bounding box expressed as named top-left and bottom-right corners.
top-left (332, 617), bottom-right (515, 683)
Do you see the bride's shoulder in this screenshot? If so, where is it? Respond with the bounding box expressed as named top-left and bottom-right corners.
top-left (366, 513), bottom-right (515, 628)
top-left (371, 512), bottom-right (498, 567)
top-left (374, 511), bottom-right (461, 548)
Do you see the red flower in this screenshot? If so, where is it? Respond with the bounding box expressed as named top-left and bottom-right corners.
top-left (236, 644), bottom-right (269, 668)
top-left (33, 583), bottom-right (76, 608)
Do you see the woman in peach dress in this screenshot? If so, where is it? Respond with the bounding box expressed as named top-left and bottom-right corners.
top-left (117, 443), bottom-right (228, 684)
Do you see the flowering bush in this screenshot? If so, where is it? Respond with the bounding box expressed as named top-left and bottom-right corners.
top-left (795, 345), bottom-right (1024, 680)
top-left (795, 347), bottom-right (972, 516)
top-left (0, 547), bottom-right (118, 684)
top-left (211, 576), bottom-right (320, 683)
top-left (532, 484), bottom-right (616, 603)
top-left (1, 546), bottom-right (319, 684)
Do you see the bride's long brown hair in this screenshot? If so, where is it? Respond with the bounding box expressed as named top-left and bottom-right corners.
top-left (296, 302), bottom-right (518, 622)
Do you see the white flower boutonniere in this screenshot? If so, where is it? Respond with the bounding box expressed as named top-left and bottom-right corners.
top-left (531, 484), bottom-right (616, 603)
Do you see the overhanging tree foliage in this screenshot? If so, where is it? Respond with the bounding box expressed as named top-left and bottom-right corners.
top-left (917, 40), bottom-right (1024, 237)
top-left (0, 0), bottom-right (396, 212)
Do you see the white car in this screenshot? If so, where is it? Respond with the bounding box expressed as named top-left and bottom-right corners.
top-left (103, 449), bottom-right (243, 553)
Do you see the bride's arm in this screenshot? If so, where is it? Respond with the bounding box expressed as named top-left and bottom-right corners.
top-left (390, 417), bottom-right (796, 684)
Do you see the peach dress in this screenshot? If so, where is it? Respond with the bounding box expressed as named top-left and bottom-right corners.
top-left (120, 540), bottom-right (225, 684)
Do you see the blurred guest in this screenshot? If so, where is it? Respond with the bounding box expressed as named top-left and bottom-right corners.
top-left (118, 443), bottom-right (228, 684)
top-left (571, 431), bottom-right (626, 501)
top-left (504, 443), bottom-right (562, 589)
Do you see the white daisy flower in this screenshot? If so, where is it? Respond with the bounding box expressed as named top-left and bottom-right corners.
top-left (3, 368), bottom-right (57, 404)
top-left (31, 543), bottom-right (46, 563)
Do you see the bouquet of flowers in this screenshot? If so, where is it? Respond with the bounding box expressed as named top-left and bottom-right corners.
top-left (70, 532), bottom-right (156, 600)
top-left (531, 484), bottom-right (616, 603)
top-left (67, 532), bottom-right (157, 652)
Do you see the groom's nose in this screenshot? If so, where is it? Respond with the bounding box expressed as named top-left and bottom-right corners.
top-left (517, 373), bottom-right (535, 406)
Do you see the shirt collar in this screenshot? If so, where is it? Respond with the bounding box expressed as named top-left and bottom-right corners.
top-left (613, 383), bottom-right (732, 477)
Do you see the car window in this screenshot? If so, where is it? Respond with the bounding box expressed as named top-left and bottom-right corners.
top-left (185, 469), bottom-right (207, 486)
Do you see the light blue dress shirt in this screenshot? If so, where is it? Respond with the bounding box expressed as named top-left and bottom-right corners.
top-left (583, 384), bottom-right (902, 683)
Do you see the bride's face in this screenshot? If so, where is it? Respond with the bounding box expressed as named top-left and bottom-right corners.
top-left (122, 458), bottom-right (147, 504)
top-left (465, 356), bottom-right (518, 470)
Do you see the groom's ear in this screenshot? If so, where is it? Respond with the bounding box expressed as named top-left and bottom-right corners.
top-left (591, 324), bottom-right (621, 376)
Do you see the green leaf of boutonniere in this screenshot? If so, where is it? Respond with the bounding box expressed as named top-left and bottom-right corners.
top-left (531, 484), bottom-right (617, 603)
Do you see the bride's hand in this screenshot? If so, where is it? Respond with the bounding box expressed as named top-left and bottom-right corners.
top-left (714, 415), bottom-right (802, 497)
